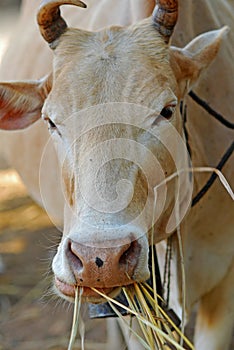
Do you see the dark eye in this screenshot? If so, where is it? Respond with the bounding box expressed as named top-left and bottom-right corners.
top-left (160, 105), bottom-right (175, 119)
top-left (48, 118), bottom-right (57, 130)
top-left (43, 116), bottom-right (61, 136)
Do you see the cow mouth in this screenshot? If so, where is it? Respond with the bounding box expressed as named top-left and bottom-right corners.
top-left (54, 277), bottom-right (120, 302)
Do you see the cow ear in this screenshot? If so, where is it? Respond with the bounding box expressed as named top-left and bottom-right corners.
top-left (0, 74), bottom-right (52, 130)
top-left (170, 27), bottom-right (229, 97)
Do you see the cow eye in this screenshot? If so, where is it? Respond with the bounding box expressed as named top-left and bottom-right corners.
top-left (160, 105), bottom-right (176, 119)
top-left (48, 118), bottom-right (57, 130)
top-left (44, 116), bottom-right (60, 135)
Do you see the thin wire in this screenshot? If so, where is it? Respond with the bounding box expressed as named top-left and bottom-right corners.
top-left (189, 91), bottom-right (234, 129)
top-left (192, 141), bottom-right (234, 206)
top-left (163, 237), bottom-right (172, 309)
top-left (174, 178), bottom-right (186, 347)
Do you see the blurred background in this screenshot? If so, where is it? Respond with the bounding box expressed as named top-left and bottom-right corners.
top-left (0, 1), bottom-right (21, 89)
top-left (0, 0), bottom-right (21, 6)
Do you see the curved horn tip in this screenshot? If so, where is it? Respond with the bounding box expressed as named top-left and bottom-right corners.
top-left (37, 0), bottom-right (87, 46)
top-left (39, 0), bottom-right (87, 10)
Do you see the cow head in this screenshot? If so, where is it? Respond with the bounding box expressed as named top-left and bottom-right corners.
top-left (0, 0), bottom-right (228, 302)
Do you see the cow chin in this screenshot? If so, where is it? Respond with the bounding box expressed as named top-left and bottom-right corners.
top-left (54, 276), bottom-right (122, 303)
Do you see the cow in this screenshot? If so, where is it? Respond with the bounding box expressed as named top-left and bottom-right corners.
top-left (0, 0), bottom-right (233, 349)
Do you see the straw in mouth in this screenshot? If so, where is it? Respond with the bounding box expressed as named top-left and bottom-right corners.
top-left (54, 276), bottom-right (117, 300)
top-left (88, 245), bottom-right (180, 330)
top-left (67, 246), bottom-right (193, 350)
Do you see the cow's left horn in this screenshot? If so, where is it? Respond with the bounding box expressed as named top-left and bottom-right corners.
top-left (37, 0), bottom-right (87, 47)
top-left (152, 0), bottom-right (178, 43)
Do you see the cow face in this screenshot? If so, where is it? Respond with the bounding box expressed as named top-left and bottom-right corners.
top-left (42, 20), bottom-right (191, 302)
top-left (0, 0), bottom-right (228, 302)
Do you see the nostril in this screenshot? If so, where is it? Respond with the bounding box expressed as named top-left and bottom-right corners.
top-left (95, 257), bottom-right (104, 268)
top-left (67, 240), bottom-right (83, 273)
top-left (119, 239), bottom-right (141, 271)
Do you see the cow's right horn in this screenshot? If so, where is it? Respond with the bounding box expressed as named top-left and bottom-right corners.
top-left (152, 0), bottom-right (178, 44)
top-left (37, 0), bottom-right (87, 47)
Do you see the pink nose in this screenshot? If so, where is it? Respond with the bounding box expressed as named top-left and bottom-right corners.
top-left (66, 238), bottom-right (141, 288)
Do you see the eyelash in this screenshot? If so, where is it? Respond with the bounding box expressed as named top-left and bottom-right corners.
top-left (47, 118), bottom-right (57, 130)
top-left (44, 116), bottom-right (62, 136)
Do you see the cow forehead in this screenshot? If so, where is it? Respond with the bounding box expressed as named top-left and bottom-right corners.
top-left (52, 22), bottom-right (173, 82)
top-left (55, 19), bottom-right (168, 63)
top-left (46, 21), bottom-right (177, 121)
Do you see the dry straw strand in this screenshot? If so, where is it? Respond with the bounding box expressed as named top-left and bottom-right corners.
top-left (154, 167), bottom-right (234, 200)
top-left (92, 287), bottom-right (191, 350)
top-left (68, 287), bottom-right (83, 350)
